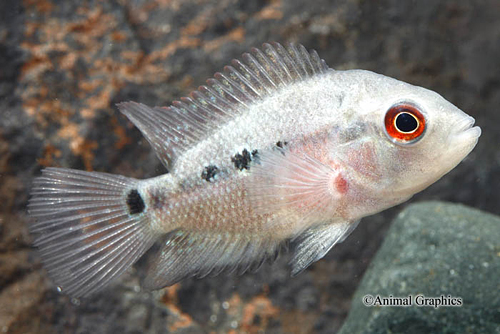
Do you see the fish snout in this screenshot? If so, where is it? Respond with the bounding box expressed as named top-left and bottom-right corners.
top-left (453, 116), bottom-right (481, 142)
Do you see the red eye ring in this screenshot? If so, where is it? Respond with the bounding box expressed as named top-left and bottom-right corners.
top-left (384, 104), bottom-right (426, 143)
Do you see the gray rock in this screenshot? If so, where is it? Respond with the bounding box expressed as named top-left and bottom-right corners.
top-left (339, 202), bottom-right (500, 334)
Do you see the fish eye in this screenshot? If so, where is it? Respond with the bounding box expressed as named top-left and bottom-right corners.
top-left (384, 103), bottom-right (426, 144)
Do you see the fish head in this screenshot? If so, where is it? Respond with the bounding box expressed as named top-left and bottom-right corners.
top-left (333, 70), bottom-right (481, 199)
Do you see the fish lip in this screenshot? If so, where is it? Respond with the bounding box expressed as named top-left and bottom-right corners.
top-left (455, 117), bottom-right (481, 139)
top-left (463, 125), bottom-right (482, 139)
top-left (456, 117), bottom-right (476, 132)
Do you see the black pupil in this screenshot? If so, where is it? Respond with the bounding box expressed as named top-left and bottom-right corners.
top-left (395, 112), bottom-right (418, 132)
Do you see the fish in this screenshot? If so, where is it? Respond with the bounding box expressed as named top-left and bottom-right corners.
top-left (28, 42), bottom-right (481, 298)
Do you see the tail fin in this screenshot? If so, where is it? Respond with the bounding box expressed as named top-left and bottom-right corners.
top-left (28, 168), bottom-right (157, 298)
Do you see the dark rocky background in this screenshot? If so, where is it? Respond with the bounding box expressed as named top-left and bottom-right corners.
top-left (0, 0), bottom-right (498, 333)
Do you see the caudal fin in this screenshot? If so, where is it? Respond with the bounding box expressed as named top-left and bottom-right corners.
top-left (28, 168), bottom-right (157, 298)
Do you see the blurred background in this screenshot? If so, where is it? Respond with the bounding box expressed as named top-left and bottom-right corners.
top-left (0, 0), bottom-right (499, 333)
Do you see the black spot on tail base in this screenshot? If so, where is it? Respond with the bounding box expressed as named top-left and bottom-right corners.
top-left (127, 189), bottom-right (145, 214)
top-left (232, 149), bottom-right (258, 171)
top-left (201, 165), bottom-right (219, 182)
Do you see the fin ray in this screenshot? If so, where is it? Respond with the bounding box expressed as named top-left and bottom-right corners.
top-left (44, 223), bottom-right (141, 272)
top-left (29, 168), bottom-right (158, 297)
top-left (143, 231), bottom-right (280, 290)
top-left (66, 227), bottom-right (151, 297)
top-left (290, 220), bottom-right (358, 276)
top-left (37, 216), bottom-right (140, 260)
top-left (247, 147), bottom-right (341, 227)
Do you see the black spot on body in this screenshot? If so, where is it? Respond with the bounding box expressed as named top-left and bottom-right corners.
top-left (127, 189), bottom-right (145, 214)
top-left (276, 141), bottom-right (288, 148)
top-left (201, 165), bottom-right (219, 182)
top-left (251, 149), bottom-right (259, 163)
top-left (232, 149), bottom-right (254, 170)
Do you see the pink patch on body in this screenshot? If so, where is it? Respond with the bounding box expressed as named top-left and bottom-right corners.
top-left (334, 173), bottom-right (349, 194)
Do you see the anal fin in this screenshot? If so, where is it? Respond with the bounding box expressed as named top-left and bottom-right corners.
top-left (143, 230), bottom-right (280, 290)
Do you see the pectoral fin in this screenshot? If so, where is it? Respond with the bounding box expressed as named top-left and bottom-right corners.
top-left (247, 147), bottom-right (345, 228)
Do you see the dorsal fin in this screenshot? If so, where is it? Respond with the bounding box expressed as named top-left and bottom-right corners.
top-left (117, 42), bottom-right (330, 171)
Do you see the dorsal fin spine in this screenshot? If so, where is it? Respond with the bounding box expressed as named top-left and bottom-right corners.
top-left (205, 78), bottom-right (242, 109)
top-left (224, 65), bottom-right (261, 98)
top-left (215, 72), bottom-right (254, 106)
top-left (169, 104), bottom-right (207, 136)
top-left (290, 45), bottom-right (309, 79)
top-left (294, 44), bottom-right (313, 77)
top-left (199, 85), bottom-right (236, 113)
top-left (167, 106), bottom-right (205, 135)
top-left (172, 101), bottom-right (206, 127)
top-left (151, 108), bottom-right (195, 144)
top-left (243, 52), bottom-right (278, 89)
top-left (272, 43), bottom-right (302, 80)
top-left (189, 89), bottom-right (231, 120)
top-left (265, 44), bottom-right (295, 85)
top-left (252, 47), bottom-right (286, 87)
top-left (310, 49), bottom-right (327, 72)
top-left (191, 90), bottom-right (228, 117)
top-left (181, 96), bottom-right (221, 123)
top-left (262, 43), bottom-right (293, 83)
top-left (231, 59), bottom-right (268, 96)
top-left (221, 70), bottom-right (256, 102)
top-left (299, 45), bottom-right (316, 75)
top-left (210, 76), bottom-right (249, 108)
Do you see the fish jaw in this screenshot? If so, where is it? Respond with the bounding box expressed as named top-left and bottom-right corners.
top-left (441, 116), bottom-right (481, 172)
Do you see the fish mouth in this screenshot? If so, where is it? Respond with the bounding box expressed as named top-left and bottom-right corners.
top-left (449, 116), bottom-right (481, 162)
top-left (455, 117), bottom-right (481, 140)
top-left (438, 116), bottom-right (480, 174)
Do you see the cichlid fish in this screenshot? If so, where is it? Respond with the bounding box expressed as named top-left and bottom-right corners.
top-left (28, 42), bottom-right (481, 297)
